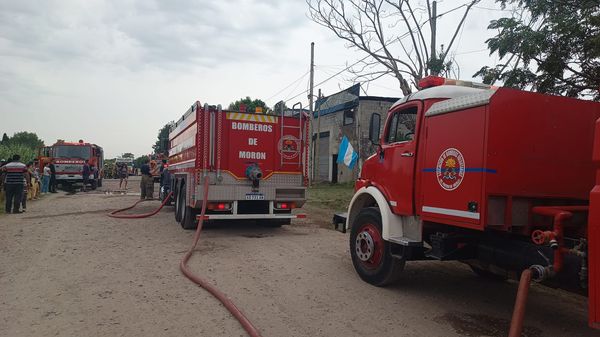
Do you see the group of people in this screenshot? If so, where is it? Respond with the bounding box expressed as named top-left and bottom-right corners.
top-left (0, 155), bottom-right (58, 214)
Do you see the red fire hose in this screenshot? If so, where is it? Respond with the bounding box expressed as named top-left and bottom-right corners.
top-left (108, 192), bottom-right (174, 218)
top-left (107, 181), bottom-right (262, 337)
top-left (180, 176), bottom-right (262, 337)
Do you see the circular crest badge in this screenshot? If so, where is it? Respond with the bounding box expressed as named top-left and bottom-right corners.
top-left (436, 148), bottom-right (465, 191)
top-left (278, 135), bottom-right (301, 160)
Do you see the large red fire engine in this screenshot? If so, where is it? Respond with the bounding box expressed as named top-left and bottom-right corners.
top-left (336, 76), bottom-right (600, 329)
top-left (168, 101), bottom-right (308, 229)
top-left (38, 140), bottom-right (104, 189)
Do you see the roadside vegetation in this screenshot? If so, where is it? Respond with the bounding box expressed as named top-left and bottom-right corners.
top-left (308, 182), bottom-right (354, 211)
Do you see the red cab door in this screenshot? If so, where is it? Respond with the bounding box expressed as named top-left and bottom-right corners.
top-left (375, 102), bottom-right (421, 215)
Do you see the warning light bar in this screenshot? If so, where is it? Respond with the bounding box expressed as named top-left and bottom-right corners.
top-left (417, 76), bottom-right (495, 90)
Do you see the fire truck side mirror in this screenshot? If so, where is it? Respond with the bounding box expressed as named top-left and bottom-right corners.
top-left (369, 113), bottom-right (381, 145)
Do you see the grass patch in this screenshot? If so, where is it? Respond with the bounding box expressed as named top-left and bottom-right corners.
top-left (307, 182), bottom-right (354, 211)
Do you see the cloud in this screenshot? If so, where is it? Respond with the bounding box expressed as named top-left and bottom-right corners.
top-left (0, 0), bottom-right (306, 71)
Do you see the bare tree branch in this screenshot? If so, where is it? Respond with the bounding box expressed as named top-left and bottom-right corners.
top-left (307, 0), bottom-right (482, 94)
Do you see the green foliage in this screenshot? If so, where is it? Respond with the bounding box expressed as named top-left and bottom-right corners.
top-left (153, 122), bottom-right (174, 155)
top-left (307, 182), bottom-right (355, 210)
top-left (122, 153), bottom-right (134, 158)
top-left (0, 143), bottom-right (37, 164)
top-left (475, 0), bottom-right (600, 100)
top-left (3, 131), bottom-right (45, 148)
top-left (228, 97), bottom-right (270, 113)
top-left (0, 131), bottom-right (44, 164)
top-left (273, 101), bottom-right (288, 113)
top-left (134, 155), bottom-right (149, 168)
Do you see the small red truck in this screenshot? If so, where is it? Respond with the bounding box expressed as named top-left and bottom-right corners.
top-left (336, 76), bottom-right (600, 329)
top-left (38, 140), bottom-right (104, 189)
top-left (168, 101), bottom-right (308, 229)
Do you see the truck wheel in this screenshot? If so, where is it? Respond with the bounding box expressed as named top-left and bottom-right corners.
top-left (175, 180), bottom-right (183, 222)
top-left (181, 205), bottom-right (197, 230)
top-left (179, 183), bottom-right (197, 230)
top-left (350, 207), bottom-right (405, 286)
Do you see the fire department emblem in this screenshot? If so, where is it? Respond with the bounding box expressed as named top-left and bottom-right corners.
top-left (278, 135), bottom-right (300, 160)
top-left (436, 148), bottom-right (465, 191)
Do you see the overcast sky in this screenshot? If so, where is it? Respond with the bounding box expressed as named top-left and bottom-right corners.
top-left (0, 0), bottom-right (510, 158)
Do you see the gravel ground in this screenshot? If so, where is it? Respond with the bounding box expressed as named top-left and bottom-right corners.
top-left (0, 177), bottom-right (596, 337)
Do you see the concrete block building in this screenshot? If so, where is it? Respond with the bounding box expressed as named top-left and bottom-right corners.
top-left (312, 84), bottom-right (398, 183)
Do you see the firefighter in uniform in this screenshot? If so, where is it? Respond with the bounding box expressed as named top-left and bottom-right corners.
top-left (140, 158), bottom-right (158, 200)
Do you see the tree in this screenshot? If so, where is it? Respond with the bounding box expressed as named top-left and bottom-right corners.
top-left (273, 101), bottom-right (289, 113)
top-left (228, 97), bottom-right (270, 113)
top-left (7, 131), bottom-right (44, 148)
top-left (122, 153), bottom-right (134, 159)
top-left (1, 133), bottom-right (9, 145)
top-left (134, 155), bottom-right (149, 168)
top-left (153, 122), bottom-right (174, 155)
top-left (475, 0), bottom-right (600, 100)
top-left (307, 0), bottom-right (481, 95)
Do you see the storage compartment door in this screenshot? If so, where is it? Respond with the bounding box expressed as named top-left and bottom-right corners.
top-left (420, 106), bottom-right (487, 229)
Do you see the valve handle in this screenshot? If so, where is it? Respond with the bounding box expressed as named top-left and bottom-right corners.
top-left (531, 230), bottom-right (547, 245)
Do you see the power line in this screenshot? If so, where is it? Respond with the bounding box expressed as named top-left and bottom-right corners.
top-left (265, 70), bottom-right (310, 102)
top-left (473, 5), bottom-right (515, 13)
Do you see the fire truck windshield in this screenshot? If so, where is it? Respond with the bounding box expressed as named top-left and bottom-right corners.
top-left (54, 145), bottom-right (91, 159)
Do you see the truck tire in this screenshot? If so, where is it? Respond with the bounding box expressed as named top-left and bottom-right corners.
top-left (179, 182), bottom-right (197, 230)
top-left (174, 179), bottom-right (182, 222)
top-left (350, 207), bottom-right (405, 286)
top-left (181, 205), bottom-right (197, 230)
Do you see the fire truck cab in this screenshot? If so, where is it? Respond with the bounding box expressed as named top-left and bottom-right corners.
top-left (341, 76), bottom-right (600, 328)
top-left (38, 140), bottom-right (104, 189)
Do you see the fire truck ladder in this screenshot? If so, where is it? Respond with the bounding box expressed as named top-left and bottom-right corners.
top-left (280, 102), bottom-right (304, 168)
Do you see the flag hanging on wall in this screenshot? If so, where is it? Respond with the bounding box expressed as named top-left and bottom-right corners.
top-left (337, 136), bottom-right (358, 169)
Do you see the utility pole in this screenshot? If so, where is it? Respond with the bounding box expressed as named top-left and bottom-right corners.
top-left (314, 88), bottom-right (322, 182)
top-left (308, 42), bottom-right (315, 185)
top-left (430, 0), bottom-right (437, 75)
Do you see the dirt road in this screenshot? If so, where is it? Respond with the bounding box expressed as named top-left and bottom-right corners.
top-left (0, 177), bottom-right (595, 337)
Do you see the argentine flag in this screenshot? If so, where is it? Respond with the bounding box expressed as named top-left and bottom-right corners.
top-left (337, 136), bottom-right (358, 169)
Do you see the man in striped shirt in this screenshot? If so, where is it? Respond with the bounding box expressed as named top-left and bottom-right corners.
top-left (2, 154), bottom-right (28, 214)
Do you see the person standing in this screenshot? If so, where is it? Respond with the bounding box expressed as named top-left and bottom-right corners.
top-left (140, 158), bottom-right (154, 200)
top-left (81, 159), bottom-right (90, 192)
top-left (49, 159), bottom-right (57, 193)
top-left (119, 163), bottom-right (128, 189)
top-left (21, 163), bottom-right (32, 212)
top-left (2, 154), bottom-right (27, 214)
top-left (41, 163), bottom-right (51, 193)
top-left (32, 162), bottom-right (41, 199)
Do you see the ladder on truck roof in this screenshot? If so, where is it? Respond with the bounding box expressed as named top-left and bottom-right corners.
top-left (280, 102), bottom-right (304, 167)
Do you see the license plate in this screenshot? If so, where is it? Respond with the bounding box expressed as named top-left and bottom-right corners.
top-left (245, 193), bottom-right (265, 200)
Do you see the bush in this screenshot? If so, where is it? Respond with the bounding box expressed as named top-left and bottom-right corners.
top-left (0, 143), bottom-right (37, 164)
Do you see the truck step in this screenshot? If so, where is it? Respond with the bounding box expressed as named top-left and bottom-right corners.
top-left (332, 212), bottom-right (347, 233)
top-left (388, 236), bottom-right (422, 247)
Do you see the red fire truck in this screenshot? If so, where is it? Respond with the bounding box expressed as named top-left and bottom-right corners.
top-left (336, 76), bottom-right (600, 329)
top-left (38, 140), bottom-right (104, 189)
top-left (168, 101), bottom-right (308, 229)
